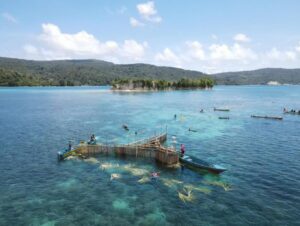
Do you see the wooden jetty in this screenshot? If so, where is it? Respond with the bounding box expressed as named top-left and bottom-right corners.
top-left (251, 115), bottom-right (283, 120)
top-left (214, 108), bottom-right (230, 112)
top-left (58, 133), bottom-right (179, 165)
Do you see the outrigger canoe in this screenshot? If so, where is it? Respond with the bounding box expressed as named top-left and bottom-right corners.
top-left (214, 108), bottom-right (230, 112)
top-left (219, 116), bottom-right (229, 120)
top-left (179, 155), bottom-right (226, 174)
top-left (251, 115), bottom-right (283, 120)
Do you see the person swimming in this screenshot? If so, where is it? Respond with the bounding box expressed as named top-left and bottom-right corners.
top-left (150, 172), bottom-right (160, 180)
top-left (122, 124), bottom-right (129, 131)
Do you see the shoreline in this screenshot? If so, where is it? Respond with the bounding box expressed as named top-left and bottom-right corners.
top-left (111, 87), bottom-right (213, 92)
top-left (0, 84), bottom-right (299, 89)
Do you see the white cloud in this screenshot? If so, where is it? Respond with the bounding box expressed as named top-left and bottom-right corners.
top-left (154, 41), bottom-right (286, 73)
top-left (266, 47), bottom-right (281, 60)
top-left (136, 1), bottom-right (162, 23)
top-left (23, 44), bottom-right (38, 54)
top-left (21, 25), bottom-right (300, 73)
top-left (295, 42), bottom-right (300, 52)
top-left (39, 23), bottom-right (113, 55)
top-left (137, 1), bottom-right (156, 17)
top-left (122, 40), bottom-right (147, 60)
top-left (155, 48), bottom-right (181, 66)
top-left (2, 12), bottom-right (17, 23)
top-left (186, 41), bottom-right (205, 60)
top-left (24, 23), bottom-right (147, 62)
top-left (231, 43), bottom-right (257, 60)
top-left (209, 44), bottom-right (232, 60)
top-left (209, 43), bottom-right (256, 60)
top-left (285, 51), bottom-right (297, 61)
top-left (130, 17), bottom-right (144, 27)
top-left (266, 47), bottom-right (298, 61)
top-left (234, 33), bottom-right (251, 42)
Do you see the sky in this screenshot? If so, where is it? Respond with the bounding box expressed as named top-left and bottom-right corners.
top-left (1, 0), bottom-right (300, 73)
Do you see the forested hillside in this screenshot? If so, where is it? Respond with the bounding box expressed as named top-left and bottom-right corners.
top-left (1, 57), bottom-right (300, 86)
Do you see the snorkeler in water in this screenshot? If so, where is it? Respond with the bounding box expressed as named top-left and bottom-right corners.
top-left (150, 172), bottom-right (160, 181)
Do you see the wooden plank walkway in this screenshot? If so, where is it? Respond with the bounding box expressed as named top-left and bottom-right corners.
top-left (60, 133), bottom-right (178, 165)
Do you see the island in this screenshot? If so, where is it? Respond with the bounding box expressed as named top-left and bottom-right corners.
top-left (111, 78), bottom-right (214, 91)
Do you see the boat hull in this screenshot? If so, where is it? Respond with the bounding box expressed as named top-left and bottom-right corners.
top-left (179, 156), bottom-right (226, 174)
top-left (214, 108), bottom-right (230, 112)
top-left (251, 115), bottom-right (283, 120)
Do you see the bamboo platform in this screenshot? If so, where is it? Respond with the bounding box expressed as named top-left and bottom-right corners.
top-left (59, 133), bottom-right (178, 165)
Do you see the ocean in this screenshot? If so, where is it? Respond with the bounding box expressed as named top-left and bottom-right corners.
top-left (0, 85), bottom-right (299, 225)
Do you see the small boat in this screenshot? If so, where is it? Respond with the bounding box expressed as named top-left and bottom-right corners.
top-left (219, 117), bottom-right (229, 120)
top-left (188, 128), bottom-right (197, 132)
top-left (179, 155), bottom-right (226, 174)
top-left (214, 108), bottom-right (230, 112)
top-left (284, 110), bottom-right (300, 115)
top-left (57, 148), bottom-right (77, 161)
top-left (251, 115), bottom-right (283, 120)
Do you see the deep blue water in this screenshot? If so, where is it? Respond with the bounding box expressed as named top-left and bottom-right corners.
top-left (0, 86), bottom-right (300, 226)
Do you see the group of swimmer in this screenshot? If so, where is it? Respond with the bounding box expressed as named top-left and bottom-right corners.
top-left (122, 124), bottom-right (140, 136)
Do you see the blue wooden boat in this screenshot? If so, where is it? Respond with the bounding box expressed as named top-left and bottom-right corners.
top-left (179, 155), bottom-right (226, 174)
top-left (57, 148), bottom-right (76, 161)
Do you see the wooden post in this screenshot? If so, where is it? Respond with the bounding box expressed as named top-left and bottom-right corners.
top-left (135, 134), bottom-right (138, 158)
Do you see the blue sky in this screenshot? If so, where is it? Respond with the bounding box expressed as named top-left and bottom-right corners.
top-left (1, 0), bottom-right (300, 73)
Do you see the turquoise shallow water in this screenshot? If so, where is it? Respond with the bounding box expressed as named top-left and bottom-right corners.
top-left (0, 85), bottom-right (300, 225)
